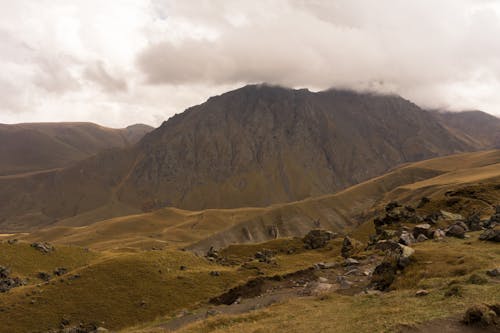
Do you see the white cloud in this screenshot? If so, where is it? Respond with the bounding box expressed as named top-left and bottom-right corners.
top-left (0, 0), bottom-right (499, 128)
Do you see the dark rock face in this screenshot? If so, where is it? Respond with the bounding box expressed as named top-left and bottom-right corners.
top-left (302, 229), bottom-right (337, 249)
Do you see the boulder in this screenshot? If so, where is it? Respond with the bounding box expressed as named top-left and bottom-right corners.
top-left (303, 229), bottom-right (337, 249)
top-left (466, 212), bottom-right (483, 231)
top-left (371, 259), bottom-right (398, 291)
top-left (446, 224), bottom-right (466, 238)
top-left (463, 304), bottom-right (498, 327)
top-left (433, 229), bottom-right (446, 239)
top-left (399, 231), bottom-right (415, 246)
top-left (413, 223), bottom-right (432, 238)
top-left (479, 228), bottom-right (500, 242)
top-left (416, 234), bottom-right (428, 242)
top-left (341, 236), bottom-right (363, 258)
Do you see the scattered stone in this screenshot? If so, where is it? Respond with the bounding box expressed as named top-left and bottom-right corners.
top-left (7, 239), bottom-right (17, 245)
top-left (37, 271), bottom-right (51, 281)
top-left (210, 271), bottom-right (221, 277)
top-left (336, 276), bottom-right (353, 289)
top-left (254, 249), bottom-right (275, 263)
top-left (415, 289), bottom-right (429, 297)
top-left (30, 242), bottom-right (54, 254)
top-left (344, 258), bottom-right (360, 266)
top-left (206, 246), bottom-right (219, 260)
top-left (399, 231), bottom-right (415, 246)
top-left (416, 234), bottom-right (428, 242)
top-left (302, 229), bottom-right (337, 249)
top-left (53, 267), bottom-right (67, 276)
top-left (433, 229), bottom-right (446, 240)
top-left (67, 274), bottom-right (80, 280)
top-left (0, 266), bottom-right (10, 279)
top-left (315, 262), bottom-right (339, 270)
top-left (341, 236), bottom-right (363, 258)
top-left (479, 228), bottom-right (500, 242)
top-left (0, 266), bottom-right (26, 293)
top-left (179, 265), bottom-right (187, 271)
top-left (318, 277), bottom-right (329, 283)
top-left (413, 223), bottom-right (432, 238)
top-left (486, 268), bottom-right (500, 277)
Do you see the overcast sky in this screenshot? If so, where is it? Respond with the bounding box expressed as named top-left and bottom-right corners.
top-left (1, 0), bottom-right (500, 128)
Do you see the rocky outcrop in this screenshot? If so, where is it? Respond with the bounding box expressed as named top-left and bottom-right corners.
top-left (303, 229), bottom-right (337, 249)
top-left (0, 266), bottom-right (25, 293)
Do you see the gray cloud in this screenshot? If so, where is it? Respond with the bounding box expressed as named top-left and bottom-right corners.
top-left (138, 0), bottom-right (500, 114)
top-left (0, 0), bottom-right (499, 128)
top-left (84, 61), bottom-right (128, 93)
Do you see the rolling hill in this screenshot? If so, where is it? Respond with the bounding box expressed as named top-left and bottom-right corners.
top-left (0, 122), bottom-right (153, 176)
top-left (16, 149), bottom-right (500, 253)
top-left (0, 150), bottom-right (499, 333)
top-left (432, 110), bottom-right (500, 149)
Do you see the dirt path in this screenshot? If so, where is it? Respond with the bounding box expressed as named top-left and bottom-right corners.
top-left (147, 255), bottom-right (381, 332)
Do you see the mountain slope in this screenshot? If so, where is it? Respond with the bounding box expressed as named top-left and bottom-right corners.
top-left (118, 85), bottom-right (472, 210)
top-left (431, 110), bottom-right (500, 149)
top-left (0, 85), bottom-right (487, 231)
top-left (0, 122), bottom-right (153, 176)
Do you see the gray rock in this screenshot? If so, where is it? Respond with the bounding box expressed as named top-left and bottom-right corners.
top-left (341, 236), bottom-right (363, 258)
top-left (344, 258), bottom-right (360, 266)
top-left (446, 224), bottom-right (466, 238)
top-left (486, 268), bottom-right (500, 277)
top-left (416, 234), bottom-right (429, 242)
top-left (415, 289), bottom-right (429, 296)
top-left (479, 229), bottom-right (500, 242)
top-left (30, 242), bottom-right (55, 254)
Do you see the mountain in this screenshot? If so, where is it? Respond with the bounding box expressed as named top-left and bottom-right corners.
top-left (431, 110), bottom-right (500, 148)
top-left (0, 85), bottom-right (488, 231)
top-left (0, 122), bottom-right (154, 176)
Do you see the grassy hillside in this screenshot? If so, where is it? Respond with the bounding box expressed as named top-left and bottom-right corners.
top-left (1, 150), bottom-right (499, 333)
top-left (13, 150), bottom-right (500, 253)
top-left (0, 122), bottom-right (153, 176)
